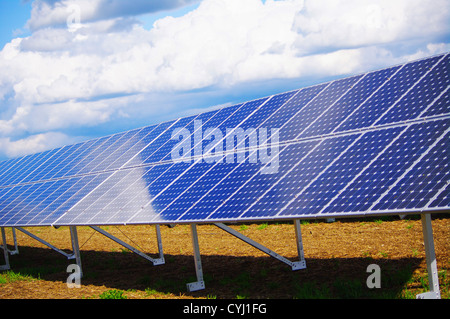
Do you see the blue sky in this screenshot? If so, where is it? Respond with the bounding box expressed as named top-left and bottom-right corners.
top-left (0, 1), bottom-right (32, 49)
top-left (0, 0), bottom-right (449, 161)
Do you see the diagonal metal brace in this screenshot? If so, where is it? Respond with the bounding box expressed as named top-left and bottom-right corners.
top-left (15, 227), bottom-right (76, 259)
top-left (214, 221), bottom-right (306, 270)
top-left (90, 226), bottom-right (165, 266)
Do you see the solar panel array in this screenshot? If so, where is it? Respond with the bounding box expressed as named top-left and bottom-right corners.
top-left (0, 53), bottom-right (449, 227)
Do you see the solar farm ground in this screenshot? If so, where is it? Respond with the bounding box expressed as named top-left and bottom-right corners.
top-left (0, 215), bottom-right (449, 299)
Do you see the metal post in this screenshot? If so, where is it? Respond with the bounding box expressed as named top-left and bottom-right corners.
top-left (1, 227), bottom-right (10, 271)
top-left (155, 225), bottom-right (164, 262)
top-left (10, 228), bottom-right (19, 255)
top-left (69, 226), bottom-right (83, 278)
top-left (294, 219), bottom-right (306, 265)
top-left (416, 213), bottom-right (441, 299)
top-left (186, 224), bottom-right (205, 292)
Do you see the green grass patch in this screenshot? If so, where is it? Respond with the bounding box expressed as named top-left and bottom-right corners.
top-left (99, 289), bottom-right (127, 299)
top-left (257, 223), bottom-right (269, 230)
top-left (0, 270), bottom-right (39, 284)
top-left (333, 277), bottom-right (364, 299)
top-left (293, 281), bottom-right (332, 299)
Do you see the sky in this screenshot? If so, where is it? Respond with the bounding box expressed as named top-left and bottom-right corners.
top-left (0, 0), bottom-right (449, 161)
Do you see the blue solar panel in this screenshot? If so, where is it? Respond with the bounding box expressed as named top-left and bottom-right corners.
top-left (0, 52), bottom-right (448, 227)
top-left (335, 55), bottom-right (443, 132)
top-left (376, 54), bottom-right (449, 124)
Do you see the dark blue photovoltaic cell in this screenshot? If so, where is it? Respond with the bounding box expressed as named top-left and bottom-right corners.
top-left (336, 55), bottom-right (443, 132)
top-left (86, 95), bottom-right (266, 225)
top-left (0, 186), bottom-right (18, 208)
top-left (39, 143), bottom-right (88, 181)
top-left (35, 173), bottom-right (110, 226)
top-left (14, 173), bottom-right (110, 226)
top-left (375, 54), bottom-right (450, 125)
top-left (0, 154), bottom-right (32, 186)
top-left (0, 183), bottom-right (40, 222)
top-left (50, 139), bottom-right (99, 179)
top-left (5, 179), bottom-right (77, 225)
top-left (300, 66), bottom-right (400, 137)
top-left (0, 53), bottom-right (448, 227)
top-left (41, 143), bottom-right (89, 180)
top-left (102, 124), bottom-right (160, 170)
top-left (173, 142), bottom-right (317, 222)
top-left (428, 183), bottom-right (450, 208)
top-left (60, 136), bottom-right (115, 177)
top-left (119, 120), bottom-right (180, 168)
top-left (421, 87), bottom-right (450, 118)
top-left (235, 135), bottom-right (360, 220)
top-left (104, 165), bottom-right (174, 225)
top-left (372, 130), bottom-right (450, 211)
top-left (235, 91), bottom-right (298, 141)
top-left (6, 150), bottom-right (52, 186)
top-left (27, 144), bottom-right (76, 183)
top-left (282, 75), bottom-right (362, 141)
top-left (139, 115), bottom-right (199, 164)
top-left (262, 84), bottom-right (327, 137)
top-left (322, 118), bottom-right (449, 214)
top-left (89, 128), bottom-right (144, 172)
top-left (79, 132), bottom-right (131, 175)
top-left (12, 180), bottom-right (62, 225)
top-left (277, 126), bottom-right (404, 217)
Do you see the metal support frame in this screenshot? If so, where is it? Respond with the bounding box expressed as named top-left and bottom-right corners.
top-left (1, 227), bottom-right (10, 271)
top-left (214, 221), bottom-right (307, 270)
top-left (69, 226), bottom-right (83, 278)
top-left (0, 227), bottom-right (19, 256)
top-left (10, 228), bottom-right (19, 255)
top-left (294, 219), bottom-right (306, 267)
top-left (90, 225), bottom-right (165, 266)
top-left (416, 213), bottom-right (441, 299)
top-left (187, 224), bottom-right (205, 292)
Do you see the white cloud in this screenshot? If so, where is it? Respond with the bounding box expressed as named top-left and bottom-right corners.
top-left (0, 0), bottom-right (449, 159)
top-left (26, 0), bottom-right (200, 31)
top-left (292, 0), bottom-right (450, 55)
top-left (0, 131), bottom-right (77, 158)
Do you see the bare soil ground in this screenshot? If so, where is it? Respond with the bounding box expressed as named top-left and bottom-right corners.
top-left (0, 215), bottom-right (449, 299)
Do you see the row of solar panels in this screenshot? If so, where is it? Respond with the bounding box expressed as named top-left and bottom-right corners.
top-left (0, 53), bottom-right (449, 227)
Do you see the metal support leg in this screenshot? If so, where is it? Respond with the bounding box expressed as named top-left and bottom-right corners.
top-left (416, 214), bottom-right (441, 299)
top-left (70, 226), bottom-right (83, 278)
top-left (294, 219), bottom-right (306, 269)
top-left (1, 227), bottom-right (10, 271)
top-left (155, 225), bottom-right (164, 262)
top-left (10, 228), bottom-right (19, 255)
top-left (187, 224), bottom-right (205, 292)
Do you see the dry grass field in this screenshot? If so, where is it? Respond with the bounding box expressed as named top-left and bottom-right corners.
top-left (0, 215), bottom-right (449, 300)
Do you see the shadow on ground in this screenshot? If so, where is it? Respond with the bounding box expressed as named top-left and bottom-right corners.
top-left (4, 245), bottom-right (423, 299)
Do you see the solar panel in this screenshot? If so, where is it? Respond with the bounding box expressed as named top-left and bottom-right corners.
top-left (0, 53), bottom-right (448, 228)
